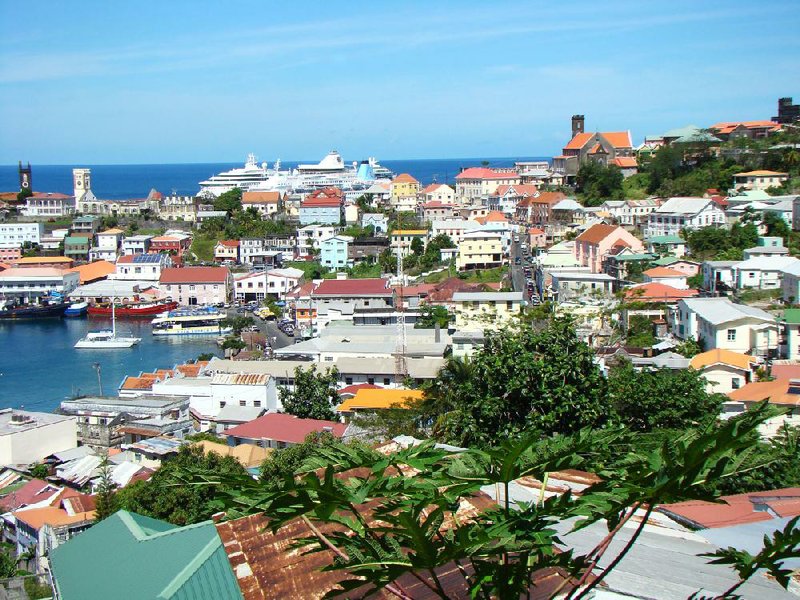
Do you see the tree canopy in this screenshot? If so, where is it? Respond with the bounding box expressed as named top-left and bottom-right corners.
top-left (575, 161), bottom-right (624, 205)
top-left (116, 445), bottom-right (247, 525)
top-left (279, 366), bottom-right (340, 421)
top-left (424, 318), bottom-right (609, 446)
top-left (608, 360), bottom-right (725, 431)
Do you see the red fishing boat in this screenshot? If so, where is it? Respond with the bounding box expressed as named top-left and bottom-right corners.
top-left (88, 300), bottom-right (178, 317)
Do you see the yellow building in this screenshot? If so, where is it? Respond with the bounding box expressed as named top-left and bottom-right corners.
top-left (390, 173), bottom-right (420, 212)
top-left (456, 231), bottom-right (503, 270)
top-left (336, 388), bottom-right (424, 420)
top-left (390, 229), bottom-right (428, 257)
top-left (451, 291), bottom-right (523, 330)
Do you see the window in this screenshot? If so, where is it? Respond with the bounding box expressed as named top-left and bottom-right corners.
top-left (345, 377), bottom-right (353, 385)
top-left (383, 378), bottom-right (391, 385)
top-left (239, 400), bottom-right (246, 406)
top-left (732, 378), bottom-right (741, 390)
top-left (253, 400), bottom-right (261, 407)
top-left (727, 329), bottom-right (736, 341)
top-left (367, 377), bottom-right (375, 385)
top-left (219, 401), bottom-right (226, 408)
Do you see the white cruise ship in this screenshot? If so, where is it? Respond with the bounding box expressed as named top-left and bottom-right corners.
top-left (198, 153), bottom-right (272, 197)
top-left (199, 151), bottom-right (394, 197)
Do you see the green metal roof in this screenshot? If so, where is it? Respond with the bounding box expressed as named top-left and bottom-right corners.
top-left (613, 253), bottom-right (656, 262)
top-left (50, 511), bottom-right (242, 600)
top-left (648, 235), bottom-right (684, 245)
top-left (652, 255), bottom-right (680, 266)
top-left (782, 309), bottom-right (800, 324)
top-left (63, 237), bottom-right (89, 245)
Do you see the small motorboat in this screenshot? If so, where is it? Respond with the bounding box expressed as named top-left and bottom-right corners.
top-left (64, 301), bottom-right (89, 317)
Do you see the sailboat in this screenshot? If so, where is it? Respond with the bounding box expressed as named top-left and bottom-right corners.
top-left (74, 299), bottom-right (141, 348)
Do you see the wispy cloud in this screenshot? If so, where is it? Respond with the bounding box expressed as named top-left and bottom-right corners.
top-left (0, 4), bottom-right (762, 84)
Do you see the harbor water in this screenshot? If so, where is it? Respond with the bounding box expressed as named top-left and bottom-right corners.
top-left (0, 317), bottom-right (219, 412)
top-left (0, 157), bottom-right (547, 199)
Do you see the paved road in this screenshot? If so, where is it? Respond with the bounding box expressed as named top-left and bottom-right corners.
top-left (509, 240), bottom-right (532, 300)
top-left (224, 307), bottom-right (294, 349)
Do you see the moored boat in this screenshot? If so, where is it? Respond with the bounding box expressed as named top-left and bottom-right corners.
top-left (88, 301), bottom-right (178, 317)
top-left (0, 298), bottom-right (70, 320)
top-left (64, 301), bottom-right (89, 317)
top-left (75, 301), bottom-right (141, 348)
top-left (151, 306), bottom-right (232, 336)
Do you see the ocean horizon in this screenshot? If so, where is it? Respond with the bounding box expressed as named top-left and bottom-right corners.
top-left (0, 156), bottom-right (549, 200)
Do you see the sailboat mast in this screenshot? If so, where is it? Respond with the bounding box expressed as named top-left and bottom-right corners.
top-left (112, 296), bottom-right (116, 338)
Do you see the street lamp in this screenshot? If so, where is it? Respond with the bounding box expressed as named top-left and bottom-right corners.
top-left (92, 363), bottom-right (103, 396)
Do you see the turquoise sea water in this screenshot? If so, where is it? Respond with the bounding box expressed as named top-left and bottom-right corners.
top-left (0, 317), bottom-right (219, 412)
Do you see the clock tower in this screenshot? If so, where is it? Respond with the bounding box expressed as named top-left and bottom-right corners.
top-left (73, 168), bottom-right (92, 201)
top-left (18, 161), bottom-right (32, 192)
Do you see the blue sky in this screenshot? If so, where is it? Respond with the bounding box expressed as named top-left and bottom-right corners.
top-left (0, 0), bottom-right (798, 164)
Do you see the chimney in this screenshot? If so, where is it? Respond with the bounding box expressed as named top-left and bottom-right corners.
top-left (571, 114), bottom-right (585, 139)
top-left (211, 511), bottom-right (227, 523)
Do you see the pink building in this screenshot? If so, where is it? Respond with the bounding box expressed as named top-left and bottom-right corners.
top-left (159, 266), bottom-right (232, 306)
top-left (574, 224), bottom-right (644, 273)
top-left (0, 247), bottom-right (22, 262)
top-left (528, 227), bottom-right (547, 249)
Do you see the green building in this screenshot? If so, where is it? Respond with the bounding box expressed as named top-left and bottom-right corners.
top-left (50, 511), bottom-right (242, 600)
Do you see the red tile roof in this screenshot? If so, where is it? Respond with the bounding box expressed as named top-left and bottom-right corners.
top-left (300, 197), bottom-right (342, 208)
top-left (495, 184), bottom-right (538, 197)
top-left (0, 479), bottom-right (60, 512)
top-left (769, 363), bottom-right (800, 380)
top-left (312, 278), bottom-right (391, 297)
top-left (159, 266), bottom-right (229, 284)
top-left (422, 201), bottom-right (454, 209)
top-left (393, 173), bottom-right (419, 184)
top-left (660, 487), bottom-right (800, 529)
top-left (242, 191), bottom-right (280, 203)
top-left (338, 383), bottom-right (382, 397)
top-left (643, 266), bottom-right (685, 278)
top-left (613, 157), bottom-right (638, 168)
top-left (564, 132), bottom-right (594, 151)
top-left (223, 413), bottom-right (347, 444)
top-left (516, 191), bottom-right (566, 208)
top-left (709, 120), bottom-right (782, 134)
top-left (29, 192), bottom-right (72, 199)
top-left (575, 223), bottom-right (621, 244)
top-left (624, 282), bottom-right (698, 303)
top-left (455, 167), bottom-right (519, 180)
top-left (421, 183), bottom-right (451, 194)
top-left (218, 240), bottom-right (240, 248)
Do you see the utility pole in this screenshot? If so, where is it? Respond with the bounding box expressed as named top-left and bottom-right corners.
top-left (92, 362), bottom-right (103, 396)
top-left (394, 217), bottom-right (408, 383)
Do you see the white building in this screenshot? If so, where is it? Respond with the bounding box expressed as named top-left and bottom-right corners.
top-left (0, 222), bottom-right (43, 249)
top-left (645, 197), bottom-right (726, 238)
top-left (0, 409), bottom-right (77, 465)
top-left (361, 213), bottom-right (389, 235)
top-left (781, 262), bottom-right (800, 304)
top-left (549, 271), bottom-right (617, 302)
top-left (296, 224), bottom-right (338, 256)
top-left (430, 219), bottom-right (481, 245)
top-left (734, 256), bottom-right (800, 290)
top-left (0, 267), bottom-right (79, 301)
top-left (89, 228), bottom-right (123, 262)
top-left (211, 373), bottom-right (279, 421)
top-left (234, 267), bottom-right (303, 301)
top-left (22, 193), bottom-right (75, 218)
top-left (421, 183), bottom-right (456, 204)
top-left (673, 297), bottom-right (778, 357)
top-left (112, 253), bottom-right (172, 282)
top-left (121, 235), bottom-right (153, 256)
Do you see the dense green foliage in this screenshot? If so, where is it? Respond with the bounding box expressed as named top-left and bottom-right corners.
top-left (279, 366), bottom-right (340, 421)
top-left (576, 161), bottom-right (624, 204)
top-left (220, 315), bottom-right (254, 334)
top-left (608, 361), bottom-right (724, 431)
top-left (415, 305), bottom-right (450, 329)
top-left (212, 188), bottom-right (243, 213)
top-left (625, 314), bottom-right (656, 347)
top-left (259, 431), bottom-right (343, 489)
top-left (685, 222), bottom-right (758, 261)
top-left (404, 233), bottom-right (456, 272)
top-left (94, 454), bottom-right (118, 521)
top-left (116, 445), bottom-right (247, 525)
top-left (424, 318), bottom-right (609, 446)
top-left (190, 402), bottom-right (793, 600)
top-left (28, 463), bottom-right (48, 479)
